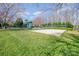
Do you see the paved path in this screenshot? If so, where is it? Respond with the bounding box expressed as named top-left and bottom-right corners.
top-left (32, 29), bottom-right (66, 36)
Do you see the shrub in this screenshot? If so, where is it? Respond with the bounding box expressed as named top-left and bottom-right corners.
top-left (15, 18), bottom-right (23, 27)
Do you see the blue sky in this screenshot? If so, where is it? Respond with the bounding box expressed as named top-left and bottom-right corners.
top-left (18, 3), bottom-right (77, 21)
top-left (19, 3), bottom-right (56, 21)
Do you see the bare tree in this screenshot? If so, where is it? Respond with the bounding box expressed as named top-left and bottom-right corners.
top-left (0, 3), bottom-right (23, 29)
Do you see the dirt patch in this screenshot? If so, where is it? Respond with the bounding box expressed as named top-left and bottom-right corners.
top-left (32, 29), bottom-right (66, 36)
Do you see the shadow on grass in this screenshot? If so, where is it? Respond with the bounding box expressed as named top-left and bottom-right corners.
top-left (54, 33), bottom-right (79, 56)
top-left (42, 33), bottom-right (79, 56)
top-left (0, 28), bottom-right (28, 32)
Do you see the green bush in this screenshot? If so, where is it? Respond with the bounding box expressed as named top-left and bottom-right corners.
top-left (42, 22), bottom-right (73, 28)
top-left (15, 18), bottom-right (23, 27)
top-left (66, 22), bottom-right (73, 28)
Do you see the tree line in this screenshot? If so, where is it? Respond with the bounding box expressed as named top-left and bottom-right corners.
top-left (0, 17), bottom-right (24, 28)
top-left (33, 3), bottom-right (79, 30)
top-left (0, 3), bottom-right (79, 30)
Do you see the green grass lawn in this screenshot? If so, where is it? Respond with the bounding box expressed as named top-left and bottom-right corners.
top-left (0, 29), bottom-right (79, 56)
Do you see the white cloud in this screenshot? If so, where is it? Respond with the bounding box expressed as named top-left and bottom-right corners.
top-left (17, 11), bottom-right (30, 16)
top-left (23, 11), bottom-right (30, 15)
top-left (16, 11), bottom-right (30, 18)
top-left (33, 11), bottom-right (42, 16)
top-left (17, 11), bottom-right (30, 18)
top-left (24, 11), bottom-right (30, 15)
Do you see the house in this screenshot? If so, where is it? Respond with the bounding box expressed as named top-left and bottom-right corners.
top-left (27, 21), bottom-right (32, 29)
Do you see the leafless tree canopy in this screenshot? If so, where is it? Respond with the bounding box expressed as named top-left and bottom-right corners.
top-left (32, 3), bottom-right (79, 30)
